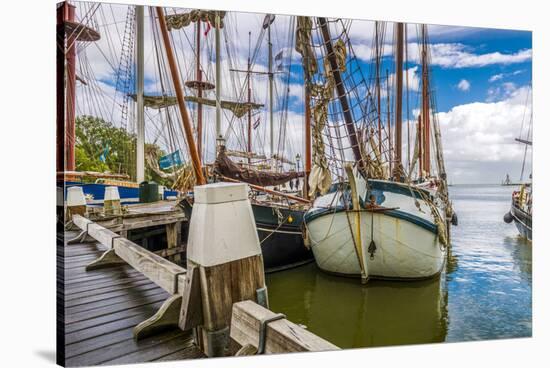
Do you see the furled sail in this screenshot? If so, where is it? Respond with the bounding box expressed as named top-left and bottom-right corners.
top-left (215, 146), bottom-right (304, 187)
top-left (165, 10), bottom-right (226, 31)
top-left (184, 96), bottom-right (263, 118)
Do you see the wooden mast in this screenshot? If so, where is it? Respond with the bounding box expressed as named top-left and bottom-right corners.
top-left (394, 22), bottom-right (404, 180)
top-left (64, 2), bottom-right (77, 172)
top-left (136, 5), bottom-right (145, 183)
top-left (56, 3), bottom-right (66, 174)
top-left (247, 32), bottom-right (252, 165)
top-left (195, 21), bottom-right (203, 159)
top-left (386, 69), bottom-right (392, 178)
top-left (156, 7), bottom-right (206, 185)
top-left (317, 17), bottom-right (364, 172)
top-left (375, 22), bottom-right (382, 156)
top-left (418, 114), bottom-right (423, 178)
top-left (421, 24), bottom-right (430, 176)
top-left (304, 84), bottom-right (312, 198)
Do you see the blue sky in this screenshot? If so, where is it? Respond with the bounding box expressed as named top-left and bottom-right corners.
top-left (75, 3), bottom-right (533, 184)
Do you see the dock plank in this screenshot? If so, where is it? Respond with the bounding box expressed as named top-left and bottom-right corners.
top-left (60, 229), bottom-right (205, 366)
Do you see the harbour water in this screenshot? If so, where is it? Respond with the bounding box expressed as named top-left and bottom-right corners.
top-left (266, 184), bottom-right (532, 348)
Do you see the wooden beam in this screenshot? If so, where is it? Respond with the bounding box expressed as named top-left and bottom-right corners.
top-left (220, 175), bottom-right (310, 204)
top-left (230, 300), bottom-right (339, 353)
top-left (113, 237), bottom-right (186, 295)
top-left (73, 215), bottom-right (187, 295)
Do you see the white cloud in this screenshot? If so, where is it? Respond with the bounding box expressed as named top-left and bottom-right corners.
top-left (489, 73), bottom-right (503, 82)
top-left (437, 85), bottom-right (532, 183)
top-left (428, 43), bottom-right (532, 68)
top-left (457, 79), bottom-right (471, 91)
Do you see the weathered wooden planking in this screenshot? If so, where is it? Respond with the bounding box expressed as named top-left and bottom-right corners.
top-left (61, 228), bottom-right (205, 366)
top-left (230, 300), bottom-right (339, 354)
top-left (66, 329), bottom-right (186, 366)
top-left (113, 237), bottom-right (186, 294)
top-left (65, 282), bottom-right (159, 307)
top-left (65, 288), bottom-right (167, 316)
top-left (65, 301), bottom-right (164, 334)
top-left (65, 292), bottom-right (169, 325)
top-left (104, 333), bottom-right (196, 365)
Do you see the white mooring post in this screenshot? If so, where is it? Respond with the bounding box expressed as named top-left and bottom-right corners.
top-left (185, 182), bottom-right (267, 357)
top-left (104, 186), bottom-right (121, 216)
top-left (66, 186), bottom-right (87, 221)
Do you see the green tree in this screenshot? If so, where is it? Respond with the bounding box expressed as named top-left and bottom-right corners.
top-left (75, 115), bottom-right (172, 186)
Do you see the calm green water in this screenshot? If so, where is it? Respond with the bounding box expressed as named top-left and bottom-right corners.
top-left (266, 185), bottom-right (532, 348)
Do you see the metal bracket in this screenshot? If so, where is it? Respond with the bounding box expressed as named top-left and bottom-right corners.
top-left (257, 313), bottom-right (286, 355)
top-left (206, 326), bottom-right (229, 357)
top-left (256, 287), bottom-right (269, 309)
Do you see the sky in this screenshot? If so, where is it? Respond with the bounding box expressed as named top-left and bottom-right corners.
top-left (73, 1), bottom-right (533, 184)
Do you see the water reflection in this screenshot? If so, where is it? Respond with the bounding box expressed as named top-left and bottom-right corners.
top-left (267, 263), bottom-right (448, 349)
top-left (267, 185), bottom-right (531, 348)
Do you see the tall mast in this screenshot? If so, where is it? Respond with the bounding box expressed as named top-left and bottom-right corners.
top-left (136, 5), bottom-right (145, 183)
top-left (268, 21), bottom-right (274, 164)
top-left (394, 22), bottom-right (404, 180)
top-left (304, 83), bottom-right (312, 198)
top-left (56, 3), bottom-right (66, 174)
top-left (247, 32), bottom-right (252, 165)
top-left (215, 13), bottom-right (223, 147)
top-left (386, 68), bottom-right (392, 178)
top-left (418, 114), bottom-right (423, 178)
top-left (195, 21), bottom-right (203, 159)
top-left (156, 7), bottom-right (206, 185)
top-left (375, 22), bottom-right (382, 156)
top-left (64, 2), bottom-right (77, 172)
top-left (421, 24), bottom-right (430, 176)
top-left (405, 24), bottom-right (411, 171)
top-left (317, 18), bottom-right (364, 172)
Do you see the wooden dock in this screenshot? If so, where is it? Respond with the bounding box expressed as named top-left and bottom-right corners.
top-left (58, 230), bottom-right (206, 366)
top-left (58, 186), bottom-right (338, 366)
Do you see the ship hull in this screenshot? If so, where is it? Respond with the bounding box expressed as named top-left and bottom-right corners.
top-left (65, 181), bottom-right (179, 205)
top-left (511, 202), bottom-right (532, 241)
top-left (304, 180), bottom-right (446, 280)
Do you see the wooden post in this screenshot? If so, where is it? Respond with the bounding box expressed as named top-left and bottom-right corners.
top-left (156, 7), bottom-right (206, 185)
top-left (165, 222), bottom-right (182, 263)
top-left (66, 186), bottom-right (87, 221)
top-left (186, 183), bottom-right (266, 357)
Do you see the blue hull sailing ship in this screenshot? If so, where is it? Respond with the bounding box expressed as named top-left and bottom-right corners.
top-left (142, 9), bottom-right (315, 271)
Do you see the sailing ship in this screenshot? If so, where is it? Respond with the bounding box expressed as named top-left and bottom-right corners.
top-left (299, 19), bottom-right (456, 281)
top-left (169, 12), bottom-right (314, 271)
top-left (504, 87), bottom-right (532, 241)
top-left (57, 3), bottom-right (313, 270)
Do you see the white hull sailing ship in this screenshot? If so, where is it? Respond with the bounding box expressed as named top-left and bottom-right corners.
top-left (299, 19), bottom-right (455, 281)
top-left (306, 177), bottom-right (447, 279)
